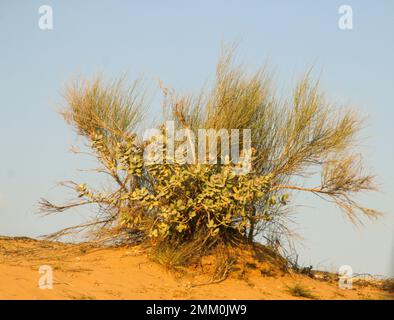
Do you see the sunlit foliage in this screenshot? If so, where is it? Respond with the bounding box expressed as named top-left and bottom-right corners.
top-left (40, 48), bottom-right (380, 251)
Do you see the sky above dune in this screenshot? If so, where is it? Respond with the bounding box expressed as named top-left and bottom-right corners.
top-left (0, 0), bottom-right (393, 277)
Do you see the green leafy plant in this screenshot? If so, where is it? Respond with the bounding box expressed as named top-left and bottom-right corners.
top-left (39, 47), bottom-right (380, 266)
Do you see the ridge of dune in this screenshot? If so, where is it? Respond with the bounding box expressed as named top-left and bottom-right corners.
top-left (0, 236), bottom-right (391, 300)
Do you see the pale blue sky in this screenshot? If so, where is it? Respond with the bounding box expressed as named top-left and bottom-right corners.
top-left (0, 0), bottom-right (393, 276)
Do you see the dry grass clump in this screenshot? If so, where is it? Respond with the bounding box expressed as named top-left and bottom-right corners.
top-left (287, 283), bottom-right (318, 299)
top-left (149, 235), bottom-right (288, 286)
top-left (381, 278), bottom-right (394, 293)
top-left (150, 239), bottom-right (206, 271)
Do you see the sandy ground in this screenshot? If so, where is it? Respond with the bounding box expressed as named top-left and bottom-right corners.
top-left (0, 236), bottom-right (392, 300)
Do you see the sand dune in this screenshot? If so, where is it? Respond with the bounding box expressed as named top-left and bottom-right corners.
top-left (0, 236), bottom-right (391, 300)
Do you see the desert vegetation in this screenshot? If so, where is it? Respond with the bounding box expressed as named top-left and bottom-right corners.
top-left (39, 47), bottom-right (380, 275)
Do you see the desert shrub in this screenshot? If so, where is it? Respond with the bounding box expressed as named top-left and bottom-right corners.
top-left (39, 47), bottom-right (380, 265)
top-left (381, 278), bottom-right (394, 293)
top-left (287, 283), bottom-right (318, 299)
